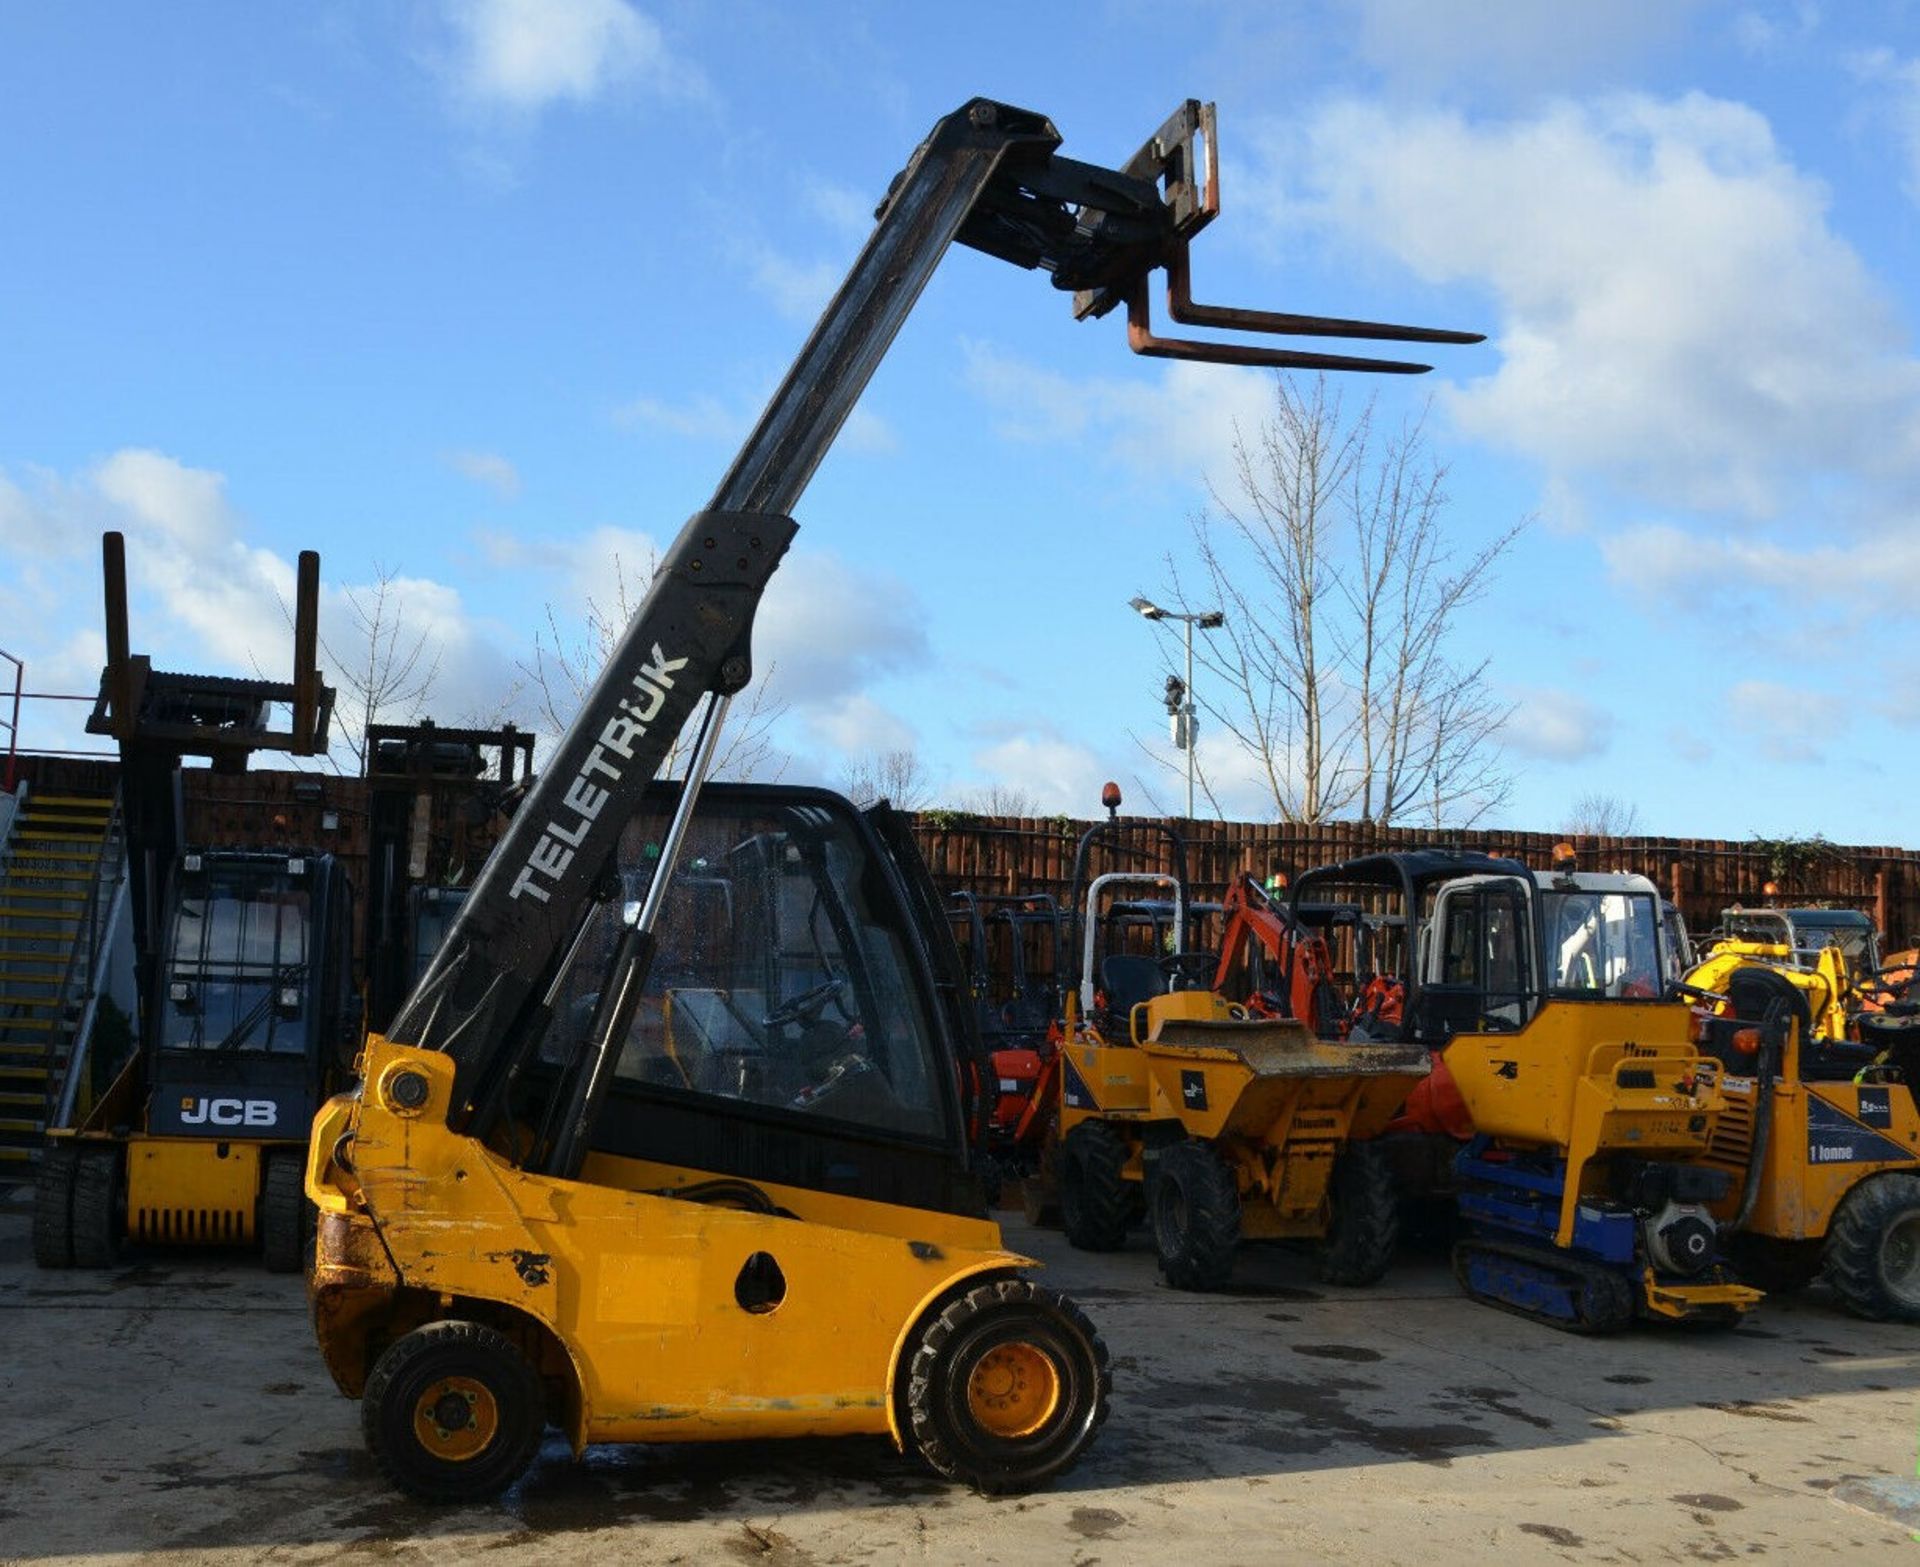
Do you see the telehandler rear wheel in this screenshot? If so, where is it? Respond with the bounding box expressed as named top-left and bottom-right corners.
top-left (1059, 1122), bottom-right (1136, 1252)
top-left (362, 1320), bottom-right (547, 1503)
top-left (905, 1278), bottom-right (1110, 1494)
top-left (1826, 1173), bottom-right (1920, 1323)
top-left (70, 1144), bottom-right (123, 1269)
top-left (32, 1142), bottom-right (77, 1269)
top-left (1315, 1139), bottom-right (1399, 1287)
top-left (1150, 1140), bottom-right (1240, 1291)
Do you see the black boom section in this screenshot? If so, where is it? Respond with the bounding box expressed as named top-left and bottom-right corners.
top-left (389, 510), bottom-right (796, 1118)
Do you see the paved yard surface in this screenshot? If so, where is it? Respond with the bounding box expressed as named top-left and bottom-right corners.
top-left (1, 1186), bottom-right (1916, 1564)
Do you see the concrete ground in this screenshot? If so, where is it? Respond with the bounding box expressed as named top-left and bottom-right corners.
top-left (1, 1185), bottom-right (1917, 1566)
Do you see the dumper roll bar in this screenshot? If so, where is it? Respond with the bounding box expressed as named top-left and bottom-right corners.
top-left (387, 97), bottom-right (1484, 1176)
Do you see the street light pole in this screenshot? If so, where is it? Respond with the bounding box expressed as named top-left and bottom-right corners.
top-left (1184, 614), bottom-right (1196, 819)
top-left (1129, 596), bottom-right (1225, 823)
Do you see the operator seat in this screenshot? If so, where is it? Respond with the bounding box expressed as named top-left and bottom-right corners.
top-left (1100, 954), bottom-right (1167, 1020)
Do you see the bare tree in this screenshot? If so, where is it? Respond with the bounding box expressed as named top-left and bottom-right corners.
top-left (520, 549), bottom-right (788, 781)
top-left (1563, 792), bottom-right (1643, 837)
top-left (316, 566), bottom-right (442, 773)
top-left (960, 782), bottom-right (1038, 817)
top-left (1147, 376), bottom-right (1522, 826)
top-left (842, 749), bottom-right (934, 810)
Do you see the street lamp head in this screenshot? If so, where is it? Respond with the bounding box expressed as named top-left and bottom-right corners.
top-left (1129, 595), bottom-right (1165, 621)
top-left (1196, 609), bottom-right (1225, 630)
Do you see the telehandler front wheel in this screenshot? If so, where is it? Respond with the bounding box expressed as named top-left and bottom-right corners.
top-left (905, 1278), bottom-right (1110, 1494)
top-left (1826, 1173), bottom-right (1920, 1323)
top-left (362, 1321), bottom-right (547, 1503)
top-left (1315, 1138), bottom-right (1400, 1287)
top-left (1150, 1140), bottom-right (1240, 1291)
top-left (1059, 1122), bottom-right (1136, 1253)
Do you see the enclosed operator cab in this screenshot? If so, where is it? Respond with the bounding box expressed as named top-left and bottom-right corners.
top-left (36, 849), bottom-right (355, 1272)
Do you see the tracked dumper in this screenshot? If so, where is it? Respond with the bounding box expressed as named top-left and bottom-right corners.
top-left (1446, 1000), bottom-right (1763, 1331)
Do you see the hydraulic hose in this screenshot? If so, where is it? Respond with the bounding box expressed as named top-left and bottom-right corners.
top-left (1731, 998), bottom-right (1787, 1233)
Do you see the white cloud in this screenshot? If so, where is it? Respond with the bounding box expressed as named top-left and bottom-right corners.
top-left (1600, 519), bottom-right (1920, 616)
top-left (1848, 49), bottom-right (1920, 205)
top-left (1347, 0), bottom-right (1695, 94)
top-left (1257, 93), bottom-right (1920, 522)
top-left (1733, 5), bottom-right (1820, 57)
top-left (743, 245), bottom-right (842, 323)
top-left (613, 386), bottom-right (897, 454)
top-left (612, 392), bottom-right (744, 441)
top-left (801, 176), bottom-right (874, 238)
top-left (960, 340), bottom-right (1270, 484)
top-left (444, 448), bottom-right (521, 499)
top-left (755, 550), bottom-right (929, 704)
top-left (967, 728), bottom-right (1110, 816)
top-left (802, 692), bottom-right (917, 757)
top-left (0, 451), bottom-right (516, 762)
top-left (440, 0), bottom-right (695, 113)
top-left (1503, 686), bottom-right (1615, 762)
top-left (1726, 679), bottom-right (1835, 763)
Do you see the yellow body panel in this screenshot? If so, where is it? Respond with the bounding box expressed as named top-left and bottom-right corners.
top-left (125, 1136), bottom-right (262, 1245)
top-left (308, 1037), bottom-right (1029, 1452)
top-left (1704, 1072), bottom-right (1920, 1241)
top-left (1447, 1002), bottom-right (1727, 1248)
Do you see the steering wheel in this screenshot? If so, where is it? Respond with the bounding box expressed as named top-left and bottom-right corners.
top-left (1159, 952), bottom-right (1218, 989)
top-left (762, 976), bottom-right (850, 1031)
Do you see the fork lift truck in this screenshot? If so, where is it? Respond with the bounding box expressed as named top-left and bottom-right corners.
top-left (1036, 801), bottom-right (1431, 1290)
top-left (303, 95), bottom-right (1483, 1503)
top-left (34, 533), bottom-right (356, 1273)
top-left (362, 720), bottom-right (535, 1035)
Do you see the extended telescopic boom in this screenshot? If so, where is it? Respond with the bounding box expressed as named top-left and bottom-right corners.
top-left (386, 97), bottom-right (1484, 1172)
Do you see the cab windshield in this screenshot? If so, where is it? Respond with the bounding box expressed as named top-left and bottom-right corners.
top-left (163, 871), bottom-right (310, 1054)
top-left (1792, 917), bottom-right (1879, 981)
top-left (1542, 890), bottom-right (1661, 999)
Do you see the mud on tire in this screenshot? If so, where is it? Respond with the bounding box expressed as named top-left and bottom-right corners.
top-left (1315, 1138), bottom-right (1400, 1287)
top-left (905, 1277), bottom-right (1110, 1494)
top-left (1825, 1172), bottom-right (1920, 1323)
top-left (1150, 1140), bottom-right (1240, 1291)
top-left (1058, 1122), bottom-right (1137, 1253)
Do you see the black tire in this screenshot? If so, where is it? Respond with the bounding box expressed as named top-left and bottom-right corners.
top-left (1315, 1139), bottom-right (1400, 1287)
top-left (70, 1144), bottom-right (123, 1269)
top-left (362, 1320), bottom-right (548, 1503)
top-left (905, 1277), bottom-right (1110, 1494)
top-left (260, 1149), bottom-right (313, 1274)
top-left (1725, 1232), bottom-right (1825, 1294)
top-left (1826, 1173), bottom-right (1920, 1323)
top-left (1150, 1140), bottom-right (1240, 1291)
top-left (1059, 1122), bottom-right (1136, 1253)
top-left (32, 1142), bottom-right (77, 1269)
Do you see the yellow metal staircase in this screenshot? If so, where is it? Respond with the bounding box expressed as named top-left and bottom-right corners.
top-left (0, 790), bottom-right (117, 1175)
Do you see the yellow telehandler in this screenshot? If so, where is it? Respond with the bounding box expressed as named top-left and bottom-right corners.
top-left (303, 95), bottom-right (1481, 1502)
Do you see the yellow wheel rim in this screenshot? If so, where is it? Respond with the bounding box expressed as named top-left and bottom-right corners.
top-left (412, 1375), bottom-right (499, 1462)
top-left (965, 1341), bottom-right (1061, 1440)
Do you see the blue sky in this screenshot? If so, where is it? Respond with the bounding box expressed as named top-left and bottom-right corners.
top-left (4, 2), bottom-right (1920, 843)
